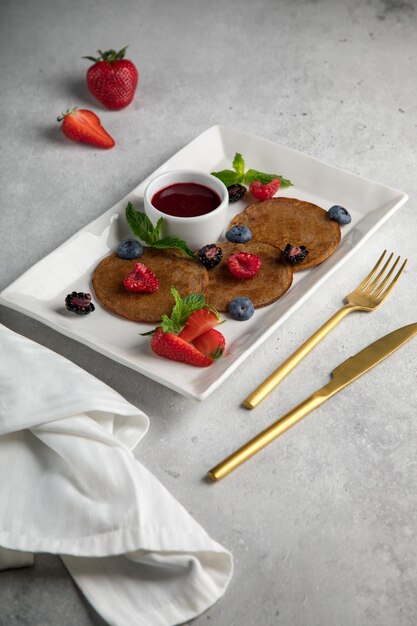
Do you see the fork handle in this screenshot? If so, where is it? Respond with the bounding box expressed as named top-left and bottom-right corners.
top-left (243, 303), bottom-right (356, 409)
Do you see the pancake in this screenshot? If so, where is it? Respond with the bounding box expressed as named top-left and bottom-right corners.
top-left (229, 197), bottom-right (341, 271)
top-left (205, 241), bottom-right (293, 312)
top-left (92, 248), bottom-right (209, 323)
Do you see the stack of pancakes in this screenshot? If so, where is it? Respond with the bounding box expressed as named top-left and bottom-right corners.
top-left (92, 198), bottom-right (341, 323)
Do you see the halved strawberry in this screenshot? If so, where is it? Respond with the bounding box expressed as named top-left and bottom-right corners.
top-left (123, 263), bottom-right (159, 293)
top-left (58, 108), bottom-right (115, 149)
top-left (227, 252), bottom-right (262, 279)
top-left (249, 178), bottom-right (281, 200)
top-left (178, 308), bottom-right (221, 343)
top-left (151, 328), bottom-right (213, 367)
top-left (192, 328), bottom-right (225, 359)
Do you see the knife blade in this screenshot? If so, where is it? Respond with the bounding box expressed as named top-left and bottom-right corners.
top-left (208, 322), bottom-right (417, 481)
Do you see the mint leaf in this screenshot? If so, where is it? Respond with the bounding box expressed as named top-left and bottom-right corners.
top-left (232, 153), bottom-right (245, 178)
top-left (153, 237), bottom-right (195, 258)
top-left (161, 287), bottom-right (206, 334)
top-left (244, 169), bottom-right (293, 187)
top-left (125, 202), bottom-right (195, 257)
top-left (126, 202), bottom-right (156, 243)
top-left (212, 154), bottom-right (293, 189)
top-left (211, 169), bottom-right (239, 187)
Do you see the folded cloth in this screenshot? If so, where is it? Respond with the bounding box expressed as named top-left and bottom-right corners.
top-left (0, 323), bottom-right (233, 626)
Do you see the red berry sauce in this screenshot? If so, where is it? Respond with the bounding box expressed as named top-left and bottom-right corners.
top-left (152, 183), bottom-right (221, 218)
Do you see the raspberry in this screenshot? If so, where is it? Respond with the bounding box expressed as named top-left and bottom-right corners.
top-left (198, 244), bottom-right (223, 269)
top-left (227, 252), bottom-right (262, 279)
top-left (65, 292), bottom-right (95, 315)
top-left (283, 244), bottom-right (309, 266)
top-left (249, 178), bottom-right (281, 201)
top-left (227, 183), bottom-right (247, 203)
top-left (123, 263), bottom-right (159, 293)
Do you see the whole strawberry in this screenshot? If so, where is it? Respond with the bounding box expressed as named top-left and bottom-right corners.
top-left (57, 108), bottom-right (115, 148)
top-left (84, 46), bottom-right (138, 110)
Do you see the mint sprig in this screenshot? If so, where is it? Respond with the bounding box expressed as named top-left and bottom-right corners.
top-left (140, 287), bottom-right (208, 335)
top-left (125, 202), bottom-right (195, 258)
top-left (211, 152), bottom-right (293, 188)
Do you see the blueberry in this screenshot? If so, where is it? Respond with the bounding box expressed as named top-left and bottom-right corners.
top-left (117, 238), bottom-right (143, 259)
top-left (226, 225), bottom-right (253, 243)
top-left (228, 296), bottom-right (255, 321)
top-left (328, 205), bottom-right (351, 225)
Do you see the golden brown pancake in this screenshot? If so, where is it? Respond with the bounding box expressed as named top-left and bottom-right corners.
top-left (92, 248), bottom-right (209, 323)
top-left (229, 197), bottom-right (341, 271)
top-left (205, 241), bottom-right (293, 311)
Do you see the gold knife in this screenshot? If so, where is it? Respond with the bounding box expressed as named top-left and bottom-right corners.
top-left (208, 322), bottom-right (417, 481)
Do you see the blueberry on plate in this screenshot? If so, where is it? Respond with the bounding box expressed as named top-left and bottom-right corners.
top-left (226, 225), bottom-right (253, 243)
top-left (117, 238), bottom-right (144, 259)
top-left (328, 205), bottom-right (351, 225)
top-left (228, 296), bottom-right (255, 321)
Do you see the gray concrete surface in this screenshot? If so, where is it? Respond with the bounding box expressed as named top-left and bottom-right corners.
top-left (1, 0), bottom-right (417, 624)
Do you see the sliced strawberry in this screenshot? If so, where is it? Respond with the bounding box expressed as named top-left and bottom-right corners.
top-left (178, 308), bottom-right (221, 343)
top-left (249, 178), bottom-right (281, 200)
top-left (151, 328), bottom-right (213, 367)
top-left (192, 328), bottom-right (225, 359)
top-left (227, 252), bottom-right (262, 279)
top-left (123, 263), bottom-right (159, 293)
top-left (58, 108), bottom-right (115, 149)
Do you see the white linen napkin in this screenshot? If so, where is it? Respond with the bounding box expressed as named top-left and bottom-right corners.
top-left (0, 323), bottom-right (233, 626)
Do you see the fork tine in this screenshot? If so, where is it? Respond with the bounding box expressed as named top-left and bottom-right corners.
top-left (375, 258), bottom-right (407, 301)
top-left (372, 255), bottom-right (401, 297)
top-left (362, 251), bottom-right (394, 293)
top-left (357, 250), bottom-right (387, 291)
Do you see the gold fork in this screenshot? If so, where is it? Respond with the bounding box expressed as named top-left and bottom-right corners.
top-left (244, 250), bottom-right (407, 409)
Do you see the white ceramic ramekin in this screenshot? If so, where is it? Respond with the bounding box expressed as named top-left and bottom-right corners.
top-left (143, 170), bottom-right (229, 250)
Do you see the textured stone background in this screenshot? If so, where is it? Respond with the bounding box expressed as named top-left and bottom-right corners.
top-left (1, 0), bottom-right (417, 624)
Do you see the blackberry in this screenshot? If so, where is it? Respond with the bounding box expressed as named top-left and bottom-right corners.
top-left (227, 184), bottom-right (247, 203)
top-left (198, 244), bottom-right (223, 269)
top-left (283, 244), bottom-right (309, 266)
top-left (65, 291), bottom-right (95, 315)
top-left (226, 225), bottom-right (253, 243)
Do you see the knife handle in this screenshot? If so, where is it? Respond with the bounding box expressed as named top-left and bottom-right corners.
top-left (208, 390), bottom-right (328, 481)
top-left (243, 303), bottom-right (356, 409)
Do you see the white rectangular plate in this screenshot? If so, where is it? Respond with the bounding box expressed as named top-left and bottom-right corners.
top-left (0, 126), bottom-right (408, 400)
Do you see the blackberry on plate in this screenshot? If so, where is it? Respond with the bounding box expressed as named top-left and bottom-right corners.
top-left (117, 238), bottom-right (143, 259)
top-left (198, 244), bottom-right (223, 269)
top-left (228, 296), bottom-right (255, 321)
top-left (283, 244), bottom-right (309, 266)
top-left (328, 205), bottom-right (351, 225)
top-left (65, 292), bottom-right (95, 315)
top-left (226, 225), bottom-right (253, 243)
top-left (227, 184), bottom-right (247, 203)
